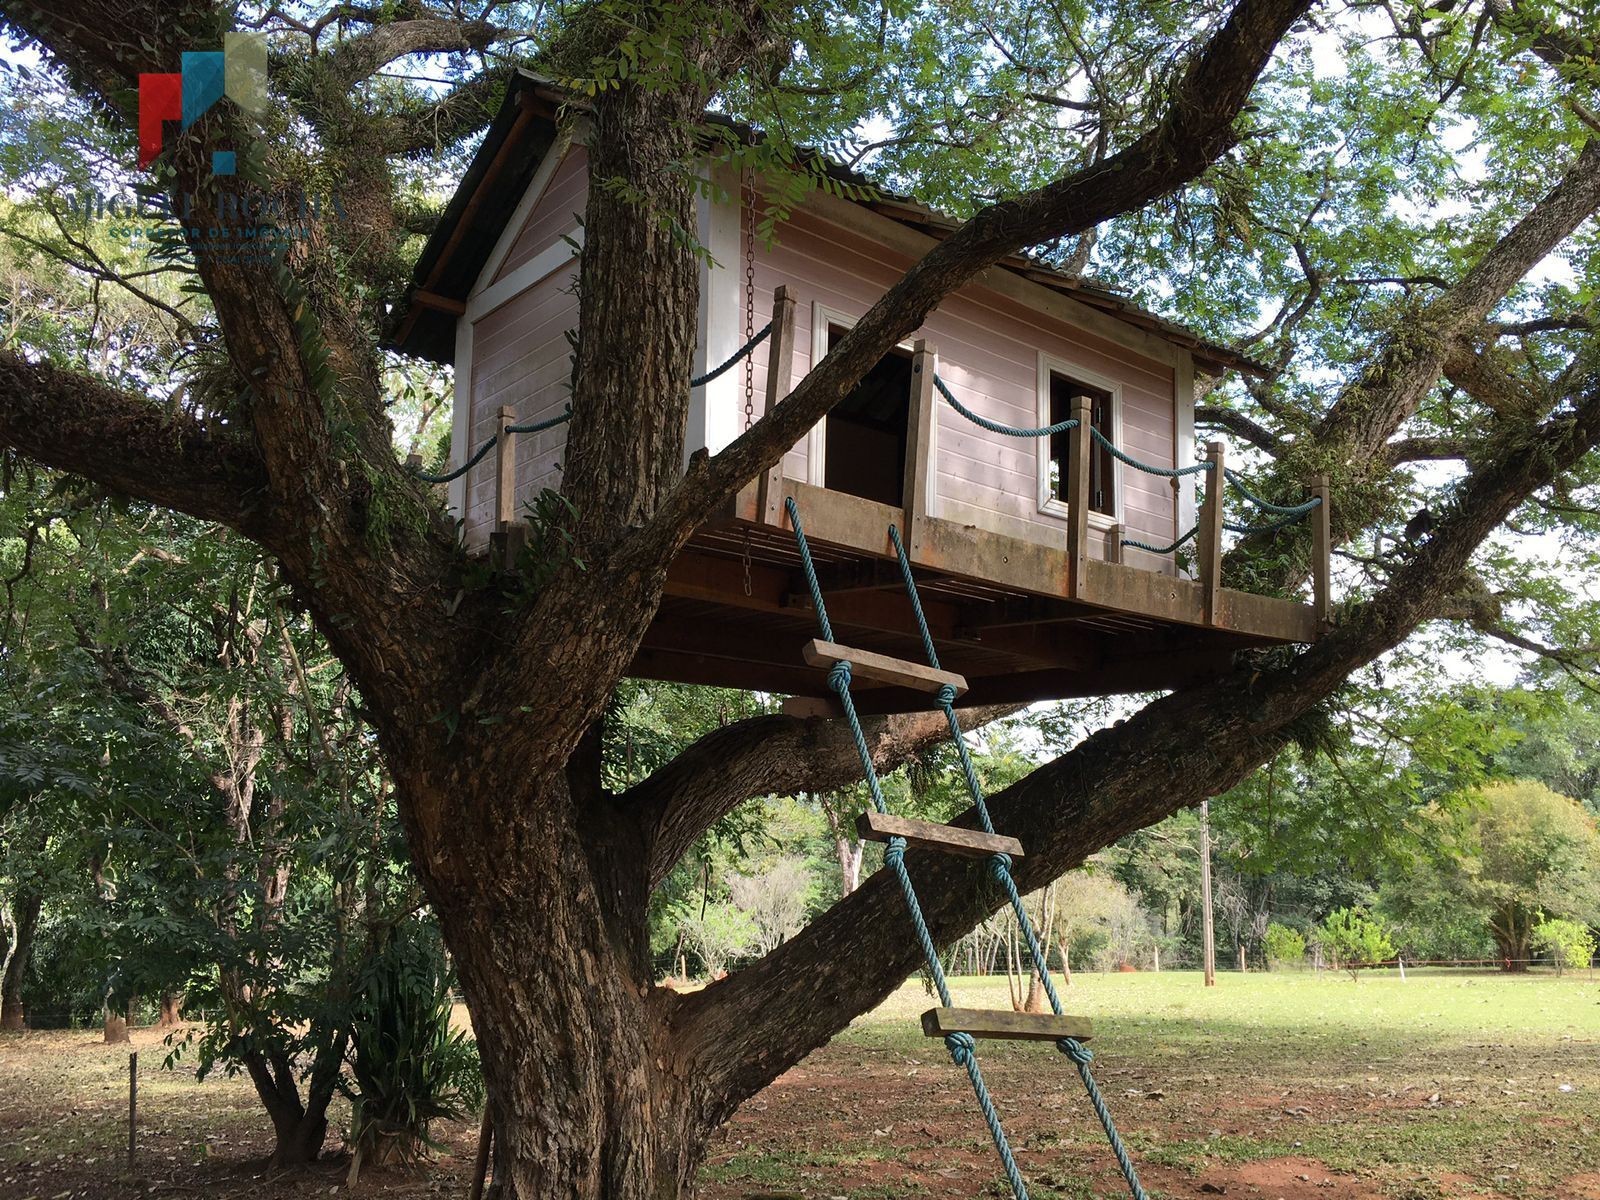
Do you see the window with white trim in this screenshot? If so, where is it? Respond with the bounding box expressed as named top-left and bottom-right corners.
top-left (1046, 372), bottom-right (1116, 518)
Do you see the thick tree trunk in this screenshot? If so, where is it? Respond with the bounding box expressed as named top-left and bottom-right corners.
top-left (1, 891), bottom-right (40, 1030)
top-left (426, 768), bottom-right (704, 1200)
top-left (1490, 907), bottom-right (1533, 971)
top-left (103, 1009), bottom-right (129, 1044)
top-left (158, 991), bottom-right (184, 1026)
top-left (243, 1034), bottom-right (347, 1167)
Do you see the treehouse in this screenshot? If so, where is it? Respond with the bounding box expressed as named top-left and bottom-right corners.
top-left (387, 71), bottom-right (1332, 711)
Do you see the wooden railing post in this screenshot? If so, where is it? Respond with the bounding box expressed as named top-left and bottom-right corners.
top-left (1106, 522), bottom-right (1123, 565)
top-left (757, 285), bottom-right (798, 525)
top-left (492, 405), bottom-right (526, 569)
top-left (1310, 473), bottom-right (1332, 630)
top-left (903, 338), bottom-right (937, 558)
top-left (1199, 440), bottom-right (1225, 624)
top-left (1065, 392), bottom-right (1093, 597)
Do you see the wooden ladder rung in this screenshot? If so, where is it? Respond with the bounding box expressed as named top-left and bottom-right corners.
top-left (922, 1007), bottom-right (1093, 1043)
top-left (802, 639), bottom-right (967, 697)
top-left (855, 811), bottom-right (1023, 859)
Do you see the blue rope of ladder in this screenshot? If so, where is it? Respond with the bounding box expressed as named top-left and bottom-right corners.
top-left (785, 496), bottom-right (1029, 1200)
top-left (886, 523), bottom-right (1150, 1200)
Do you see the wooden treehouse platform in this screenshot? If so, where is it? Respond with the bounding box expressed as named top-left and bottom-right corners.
top-left (635, 473), bottom-right (1326, 711)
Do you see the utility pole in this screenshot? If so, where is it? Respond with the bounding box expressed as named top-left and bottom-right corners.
top-left (1200, 799), bottom-right (1216, 987)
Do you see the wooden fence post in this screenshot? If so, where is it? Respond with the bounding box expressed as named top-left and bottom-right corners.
top-left (491, 405), bottom-right (526, 569)
top-left (1310, 473), bottom-right (1332, 630)
top-left (1106, 522), bottom-right (1124, 565)
top-left (1199, 441), bottom-right (1226, 625)
top-left (903, 339), bottom-right (937, 557)
top-left (127, 1051), bottom-right (137, 1169)
top-left (757, 285), bottom-right (798, 525)
top-left (1065, 392), bottom-right (1093, 598)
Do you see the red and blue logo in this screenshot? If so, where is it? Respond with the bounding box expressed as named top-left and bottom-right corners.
top-left (138, 33), bottom-right (267, 175)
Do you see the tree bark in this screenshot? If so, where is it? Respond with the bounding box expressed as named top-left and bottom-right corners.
top-left (158, 992), bottom-right (184, 1027)
top-left (1, 891), bottom-right (40, 1030)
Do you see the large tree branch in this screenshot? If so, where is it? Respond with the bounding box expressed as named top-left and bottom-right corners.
top-left (314, 16), bottom-right (509, 90)
top-left (1195, 404), bottom-right (1285, 455)
top-left (0, 353), bottom-right (271, 533)
top-left (629, 705), bottom-right (1022, 889)
top-left (679, 364), bottom-right (1600, 1119)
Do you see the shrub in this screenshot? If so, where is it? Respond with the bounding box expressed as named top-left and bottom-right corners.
top-left (342, 926), bottom-right (479, 1175)
top-left (1263, 922), bottom-right (1307, 969)
top-left (1316, 908), bottom-right (1394, 981)
top-left (1532, 918), bottom-right (1597, 975)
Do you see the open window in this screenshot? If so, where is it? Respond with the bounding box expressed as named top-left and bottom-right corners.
top-left (1046, 371), bottom-right (1116, 518)
top-left (821, 322), bottom-right (913, 507)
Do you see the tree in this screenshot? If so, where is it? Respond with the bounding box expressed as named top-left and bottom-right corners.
top-left (2, 1), bottom-right (1600, 1196)
top-left (1263, 922), bottom-right (1306, 969)
top-left (1532, 917), bottom-right (1597, 975)
top-left (1438, 781), bottom-right (1600, 967)
top-left (1316, 908), bottom-right (1395, 981)
top-left (728, 857), bottom-right (812, 956)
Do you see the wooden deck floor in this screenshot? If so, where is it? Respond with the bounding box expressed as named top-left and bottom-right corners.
top-left (630, 478), bottom-right (1318, 710)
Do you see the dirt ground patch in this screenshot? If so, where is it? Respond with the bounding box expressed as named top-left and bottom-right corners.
top-left (2, 973), bottom-right (1596, 1199)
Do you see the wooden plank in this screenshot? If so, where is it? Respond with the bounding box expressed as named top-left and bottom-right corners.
top-left (1065, 392), bottom-right (1093, 598)
top-left (803, 639), bottom-right (967, 696)
top-left (781, 479), bottom-right (900, 555)
top-left (491, 404), bottom-right (526, 570)
top-left (904, 339), bottom-right (937, 555)
top-left (412, 288), bottom-right (466, 315)
top-left (1198, 441), bottom-right (1225, 624)
top-left (782, 696), bottom-right (839, 718)
top-left (921, 1007), bottom-right (1092, 1043)
top-left (1216, 589), bottom-right (1318, 643)
top-left (856, 811), bottom-right (1022, 858)
top-left (756, 285), bottom-right (798, 525)
top-left (495, 404), bottom-right (517, 529)
top-left (1310, 473), bottom-right (1331, 631)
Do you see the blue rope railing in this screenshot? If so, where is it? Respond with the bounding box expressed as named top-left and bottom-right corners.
top-left (1223, 468), bottom-right (1323, 516)
top-left (408, 409), bottom-right (573, 484)
top-left (934, 375), bottom-right (1078, 438)
top-left (691, 322), bottom-right (772, 388)
top-left (1091, 426), bottom-right (1213, 478)
top-left (1122, 525), bottom-right (1199, 556)
top-left (410, 322), bottom-right (774, 485)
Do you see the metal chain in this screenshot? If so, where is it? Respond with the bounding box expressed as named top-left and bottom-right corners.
top-left (741, 530), bottom-right (753, 597)
top-left (743, 169), bottom-right (756, 431)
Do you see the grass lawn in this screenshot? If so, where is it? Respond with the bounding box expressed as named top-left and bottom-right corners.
top-left (703, 969), bottom-right (1600, 1200)
top-left (1, 968), bottom-right (1595, 1199)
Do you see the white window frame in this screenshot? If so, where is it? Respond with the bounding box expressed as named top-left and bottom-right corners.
top-left (1036, 351), bottom-right (1123, 531)
top-left (808, 303), bottom-right (924, 497)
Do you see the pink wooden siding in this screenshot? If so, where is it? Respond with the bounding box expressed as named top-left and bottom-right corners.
top-left (460, 153), bottom-right (1182, 571)
top-left (492, 146), bottom-right (589, 285)
top-left (463, 266), bottom-right (578, 546)
top-left (736, 205), bottom-right (1179, 571)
